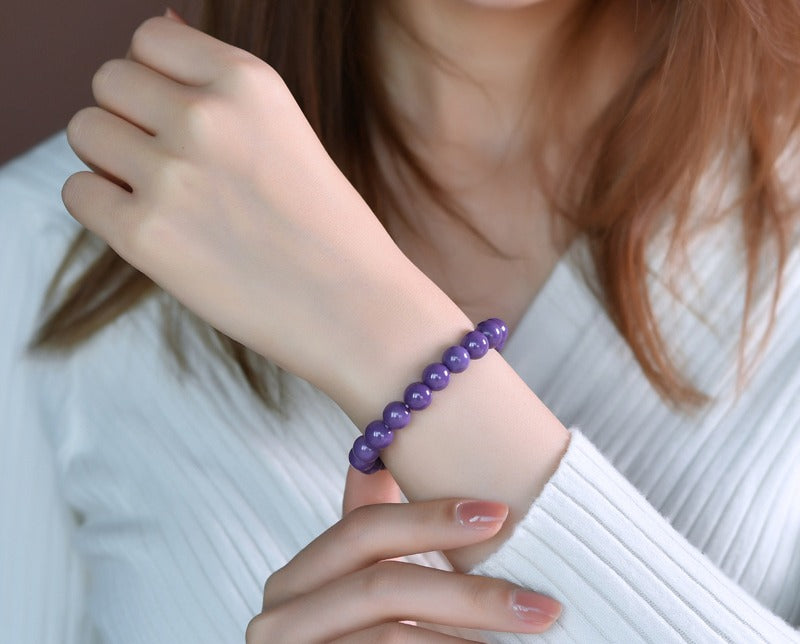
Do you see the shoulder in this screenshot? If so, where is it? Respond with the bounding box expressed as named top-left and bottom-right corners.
top-left (0, 130), bottom-right (85, 358)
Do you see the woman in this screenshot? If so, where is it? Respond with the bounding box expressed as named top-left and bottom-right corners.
top-left (1, 0), bottom-right (799, 641)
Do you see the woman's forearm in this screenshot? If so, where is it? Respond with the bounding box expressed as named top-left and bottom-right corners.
top-left (314, 259), bottom-right (571, 573)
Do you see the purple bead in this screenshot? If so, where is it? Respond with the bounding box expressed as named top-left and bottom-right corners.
top-left (486, 317), bottom-right (509, 350)
top-left (442, 345), bottom-right (470, 373)
top-left (476, 318), bottom-right (504, 349)
top-left (404, 382), bottom-right (432, 410)
top-left (383, 401), bottom-right (411, 429)
top-left (364, 420), bottom-right (394, 450)
top-left (422, 362), bottom-right (450, 391)
top-left (461, 330), bottom-right (490, 359)
top-left (348, 448), bottom-right (375, 472)
top-left (353, 435), bottom-right (379, 462)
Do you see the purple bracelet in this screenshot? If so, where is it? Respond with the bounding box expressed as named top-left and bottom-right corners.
top-left (347, 317), bottom-right (508, 474)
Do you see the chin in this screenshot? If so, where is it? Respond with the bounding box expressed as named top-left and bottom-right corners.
top-left (461, 0), bottom-right (550, 7)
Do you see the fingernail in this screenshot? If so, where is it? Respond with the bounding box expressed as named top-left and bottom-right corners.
top-left (511, 589), bottom-right (562, 624)
top-left (455, 500), bottom-right (508, 529)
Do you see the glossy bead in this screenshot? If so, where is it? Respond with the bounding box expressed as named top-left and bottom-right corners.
top-left (348, 448), bottom-right (375, 472)
top-left (461, 330), bottom-right (489, 359)
top-left (364, 420), bottom-right (394, 450)
top-left (383, 401), bottom-right (411, 429)
top-left (353, 435), bottom-right (379, 462)
top-left (422, 362), bottom-right (450, 391)
top-left (442, 345), bottom-right (470, 373)
top-left (404, 382), bottom-right (432, 410)
top-left (476, 318), bottom-right (504, 349)
top-left (486, 317), bottom-right (509, 349)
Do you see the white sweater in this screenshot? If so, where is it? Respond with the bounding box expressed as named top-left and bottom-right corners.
top-left (1, 130), bottom-right (799, 643)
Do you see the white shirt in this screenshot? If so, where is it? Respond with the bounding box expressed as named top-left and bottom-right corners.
top-left (1, 130), bottom-right (799, 642)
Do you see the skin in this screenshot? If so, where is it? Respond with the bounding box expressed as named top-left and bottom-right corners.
top-left (62, 2), bottom-right (634, 641)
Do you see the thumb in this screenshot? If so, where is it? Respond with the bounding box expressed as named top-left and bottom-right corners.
top-left (342, 463), bottom-right (402, 517)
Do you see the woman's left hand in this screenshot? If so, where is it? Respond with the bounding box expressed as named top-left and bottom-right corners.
top-left (62, 13), bottom-right (419, 387)
top-left (244, 466), bottom-right (561, 643)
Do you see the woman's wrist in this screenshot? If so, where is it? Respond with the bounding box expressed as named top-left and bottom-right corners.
top-left (310, 256), bottom-right (473, 427)
top-left (309, 257), bottom-right (571, 572)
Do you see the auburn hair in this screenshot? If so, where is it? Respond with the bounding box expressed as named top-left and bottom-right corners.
top-left (31, 1), bottom-right (800, 412)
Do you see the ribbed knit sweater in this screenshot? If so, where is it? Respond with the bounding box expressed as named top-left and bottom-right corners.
top-left (1, 130), bottom-right (799, 643)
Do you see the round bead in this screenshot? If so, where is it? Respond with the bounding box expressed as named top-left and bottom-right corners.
top-left (442, 345), bottom-right (471, 373)
top-left (353, 435), bottom-right (379, 462)
top-left (476, 318), bottom-right (504, 349)
top-left (348, 448), bottom-right (375, 472)
top-left (383, 401), bottom-right (411, 429)
top-left (403, 382), bottom-right (432, 410)
top-left (461, 330), bottom-right (490, 359)
top-left (364, 420), bottom-right (394, 450)
top-left (486, 317), bottom-right (509, 349)
top-left (422, 362), bottom-right (450, 391)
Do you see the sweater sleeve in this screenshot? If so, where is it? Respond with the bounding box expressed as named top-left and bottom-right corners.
top-left (466, 427), bottom-right (800, 643)
top-left (0, 132), bottom-right (92, 643)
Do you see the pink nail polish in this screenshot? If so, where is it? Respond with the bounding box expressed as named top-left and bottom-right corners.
top-left (511, 589), bottom-right (562, 624)
top-left (455, 500), bottom-right (508, 529)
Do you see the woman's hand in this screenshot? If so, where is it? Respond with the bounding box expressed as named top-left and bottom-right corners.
top-left (62, 12), bottom-right (423, 390)
top-left (246, 466), bottom-right (562, 643)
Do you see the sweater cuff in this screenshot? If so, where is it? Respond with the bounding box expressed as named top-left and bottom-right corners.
top-left (467, 427), bottom-right (798, 643)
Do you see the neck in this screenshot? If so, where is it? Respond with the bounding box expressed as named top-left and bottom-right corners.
top-left (373, 0), bottom-right (633, 165)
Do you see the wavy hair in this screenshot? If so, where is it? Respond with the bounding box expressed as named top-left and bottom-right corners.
top-left (32, 1), bottom-right (800, 412)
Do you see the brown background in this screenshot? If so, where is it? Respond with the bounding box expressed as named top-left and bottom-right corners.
top-left (0, 0), bottom-right (202, 167)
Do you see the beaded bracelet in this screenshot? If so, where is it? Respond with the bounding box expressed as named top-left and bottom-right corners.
top-left (347, 317), bottom-right (508, 474)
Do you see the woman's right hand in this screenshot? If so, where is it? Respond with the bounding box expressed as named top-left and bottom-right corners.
top-left (246, 467), bottom-right (562, 643)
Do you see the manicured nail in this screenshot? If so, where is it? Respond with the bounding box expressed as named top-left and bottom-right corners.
top-left (455, 500), bottom-right (508, 529)
top-left (511, 589), bottom-right (562, 624)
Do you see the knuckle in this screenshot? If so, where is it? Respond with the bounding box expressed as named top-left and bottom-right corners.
top-left (262, 567), bottom-right (282, 595)
top-left (357, 560), bottom-right (406, 600)
top-left (221, 49), bottom-right (266, 80)
top-left (130, 16), bottom-right (163, 58)
top-left (148, 153), bottom-right (189, 196)
top-left (245, 612), bottom-right (278, 643)
top-left (65, 110), bottom-right (86, 144)
top-left (180, 96), bottom-right (223, 141)
top-left (221, 55), bottom-right (288, 99)
top-left (91, 59), bottom-right (121, 95)
top-left (66, 107), bottom-right (100, 145)
top-left (437, 499), bottom-right (464, 527)
top-left (261, 567), bottom-right (286, 608)
top-left (338, 504), bottom-right (378, 549)
top-left (461, 576), bottom-right (511, 613)
top-left (61, 173), bottom-right (83, 210)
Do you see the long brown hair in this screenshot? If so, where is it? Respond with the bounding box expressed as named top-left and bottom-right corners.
top-left (31, 1), bottom-right (800, 412)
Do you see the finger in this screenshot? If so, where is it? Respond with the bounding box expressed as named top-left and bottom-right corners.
top-left (254, 561), bottom-right (561, 641)
top-left (342, 464), bottom-right (402, 517)
top-left (123, 8), bottom-right (185, 59)
top-left (263, 498), bottom-right (508, 611)
top-left (164, 7), bottom-right (187, 24)
top-left (92, 58), bottom-right (192, 137)
top-left (77, 158), bottom-right (132, 193)
top-left (61, 171), bottom-right (133, 241)
top-left (128, 16), bottom-right (237, 86)
top-left (329, 622), bottom-right (479, 643)
top-left (66, 106), bottom-right (159, 191)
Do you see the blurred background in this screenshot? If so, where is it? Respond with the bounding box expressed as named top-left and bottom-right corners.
top-left (0, 0), bottom-right (202, 166)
